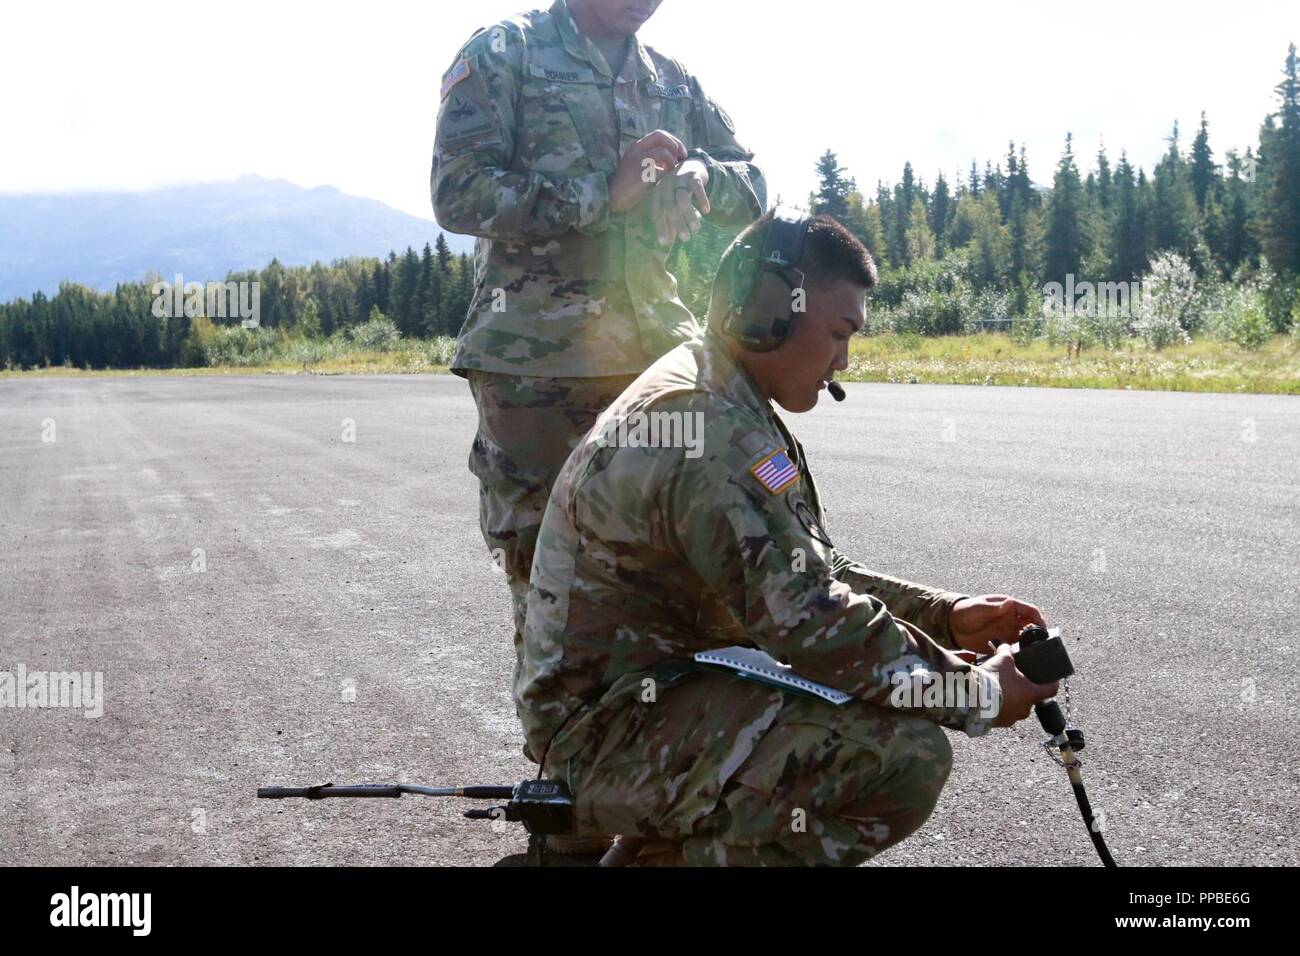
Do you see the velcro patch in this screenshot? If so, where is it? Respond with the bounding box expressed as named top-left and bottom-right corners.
top-left (750, 449), bottom-right (799, 495)
top-left (528, 64), bottom-right (597, 84)
top-left (441, 58), bottom-right (472, 101)
top-left (711, 99), bottom-right (735, 133)
top-left (647, 82), bottom-right (691, 99)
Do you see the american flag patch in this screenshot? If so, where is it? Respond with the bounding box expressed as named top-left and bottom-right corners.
top-left (441, 58), bottom-right (471, 101)
top-left (750, 449), bottom-right (799, 495)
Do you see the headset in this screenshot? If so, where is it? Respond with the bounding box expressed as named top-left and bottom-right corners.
top-left (716, 207), bottom-right (813, 353)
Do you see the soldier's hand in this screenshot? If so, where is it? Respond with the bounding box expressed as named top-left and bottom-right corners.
top-left (949, 593), bottom-right (1047, 655)
top-left (609, 130), bottom-right (688, 214)
top-left (981, 644), bottom-right (1059, 728)
top-left (649, 159), bottom-right (711, 246)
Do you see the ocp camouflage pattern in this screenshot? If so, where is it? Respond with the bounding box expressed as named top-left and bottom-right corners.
top-left (431, 0), bottom-right (768, 378)
top-left (515, 330), bottom-right (1003, 863)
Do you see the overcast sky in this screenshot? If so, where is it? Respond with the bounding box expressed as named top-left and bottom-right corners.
top-left (1, 0), bottom-right (1294, 220)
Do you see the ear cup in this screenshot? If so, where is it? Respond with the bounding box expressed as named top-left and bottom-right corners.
top-left (738, 271), bottom-right (799, 351)
top-left (717, 209), bottom-right (812, 351)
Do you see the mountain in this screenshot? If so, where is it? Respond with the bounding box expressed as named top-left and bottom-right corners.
top-left (0, 176), bottom-right (476, 302)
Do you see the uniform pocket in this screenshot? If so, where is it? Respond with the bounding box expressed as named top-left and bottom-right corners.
top-left (516, 64), bottom-right (611, 173)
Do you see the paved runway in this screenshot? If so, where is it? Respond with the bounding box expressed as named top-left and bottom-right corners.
top-left (1, 374), bottom-right (1296, 866)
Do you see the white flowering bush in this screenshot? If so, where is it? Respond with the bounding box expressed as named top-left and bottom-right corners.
top-left (1134, 252), bottom-right (1196, 350)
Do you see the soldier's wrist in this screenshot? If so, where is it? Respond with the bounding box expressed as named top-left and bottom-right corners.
top-left (929, 591), bottom-right (969, 651)
top-left (686, 148), bottom-right (713, 166)
top-left (960, 666), bottom-right (1002, 738)
top-left (686, 149), bottom-right (721, 203)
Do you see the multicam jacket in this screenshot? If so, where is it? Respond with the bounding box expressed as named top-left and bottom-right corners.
top-left (517, 330), bottom-right (1002, 817)
top-left (431, 0), bottom-right (767, 378)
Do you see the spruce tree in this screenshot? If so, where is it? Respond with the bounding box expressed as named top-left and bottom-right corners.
top-left (1190, 112), bottom-right (1218, 209)
top-left (1259, 44), bottom-right (1300, 278)
top-left (1111, 153), bottom-right (1147, 280)
top-left (929, 173), bottom-right (951, 252)
top-left (812, 150), bottom-right (854, 220)
top-left (891, 163), bottom-right (918, 267)
top-left (393, 247), bottom-right (421, 336)
top-left (1152, 123), bottom-right (1201, 266)
top-left (435, 234), bottom-right (453, 275)
top-left (1096, 146), bottom-right (1114, 211)
top-left (354, 266), bottom-right (375, 327)
top-left (1044, 134), bottom-right (1089, 283)
top-left (1222, 151), bottom-right (1260, 272)
top-left (417, 242), bottom-right (441, 337)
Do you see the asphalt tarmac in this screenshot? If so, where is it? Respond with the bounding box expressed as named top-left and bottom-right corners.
top-left (1, 374), bottom-right (1296, 866)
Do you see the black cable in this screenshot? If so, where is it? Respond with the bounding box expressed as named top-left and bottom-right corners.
top-left (1069, 772), bottom-right (1118, 867)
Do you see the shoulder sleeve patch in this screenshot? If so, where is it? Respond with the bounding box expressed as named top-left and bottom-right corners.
top-left (749, 448), bottom-right (799, 495)
top-left (441, 58), bottom-right (472, 101)
top-left (710, 98), bottom-right (735, 133)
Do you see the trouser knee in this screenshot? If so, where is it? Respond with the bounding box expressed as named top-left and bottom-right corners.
top-left (683, 701), bottom-right (955, 865)
top-left (837, 718), bottom-right (952, 858)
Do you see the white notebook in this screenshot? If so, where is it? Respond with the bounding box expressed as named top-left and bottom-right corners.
top-left (693, 645), bottom-right (853, 705)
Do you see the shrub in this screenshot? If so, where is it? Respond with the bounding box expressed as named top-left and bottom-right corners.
top-left (1263, 269), bottom-right (1299, 332)
top-left (1204, 278), bottom-right (1272, 350)
top-left (1134, 252), bottom-right (1196, 350)
top-left (349, 311), bottom-right (401, 351)
top-left (873, 254), bottom-right (983, 336)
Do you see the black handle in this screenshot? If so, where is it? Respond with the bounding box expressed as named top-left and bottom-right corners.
top-left (257, 784), bottom-right (402, 799)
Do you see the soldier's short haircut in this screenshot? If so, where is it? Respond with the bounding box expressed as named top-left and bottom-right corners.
top-left (707, 210), bottom-right (877, 325)
top-left (802, 214), bottom-right (878, 292)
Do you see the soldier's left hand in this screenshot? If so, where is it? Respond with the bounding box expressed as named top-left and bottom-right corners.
top-left (650, 159), bottom-right (711, 246)
top-left (949, 594), bottom-right (1047, 655)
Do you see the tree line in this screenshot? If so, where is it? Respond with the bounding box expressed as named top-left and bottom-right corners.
top-left (0, 237), bottom-right (476, 370)
top-left (786, 43), bottom-right (1300, 334)
top-left (2, 44), bottom-right (1296, 369)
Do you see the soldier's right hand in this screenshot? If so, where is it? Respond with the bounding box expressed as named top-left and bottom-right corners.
top-left (981, 644), bottom-right (1059, 728)
top-left (609, 130), bottom-right (688, 214)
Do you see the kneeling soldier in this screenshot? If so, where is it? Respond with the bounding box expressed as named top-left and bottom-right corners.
top-left (516, 210), bottom-right (1058, 866)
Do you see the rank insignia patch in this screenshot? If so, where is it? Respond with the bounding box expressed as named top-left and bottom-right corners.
top-left (751, 449), bottom-right (799, 495)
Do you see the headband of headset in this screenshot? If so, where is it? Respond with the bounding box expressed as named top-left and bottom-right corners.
top-left (718, 207), bottom-right (813, 352)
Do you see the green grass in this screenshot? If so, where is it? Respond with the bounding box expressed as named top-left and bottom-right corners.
top-left (845, 333), bottom-right (1300, 394)
top-left (0, 347), bottom-right (453, 379)
top-left (5, 334), bottom-right (1299, 394)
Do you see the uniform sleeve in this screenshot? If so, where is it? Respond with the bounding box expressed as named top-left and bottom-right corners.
top-left (663, 408), bottom-right (998, 737)
top-left (829, 552), bottom-right (968, 652)
top-left (686, 77), bottom-right (767, 225)
top-left (431, 26), bottom-right (610, 241)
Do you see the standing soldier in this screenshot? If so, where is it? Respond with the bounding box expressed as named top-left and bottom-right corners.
top-left (431, 0), bottom-right (766, 702)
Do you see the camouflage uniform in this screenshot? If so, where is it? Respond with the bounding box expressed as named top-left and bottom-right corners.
top-left (466, 370), bottom-right (637, 672)
top-left (517, 330), bottom-right (1003, 866)
top-left (431, 0), bottom-right (767, 671)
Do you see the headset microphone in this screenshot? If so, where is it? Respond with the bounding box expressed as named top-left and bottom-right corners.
top-left (827, 381), bottom-right (845, 402)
